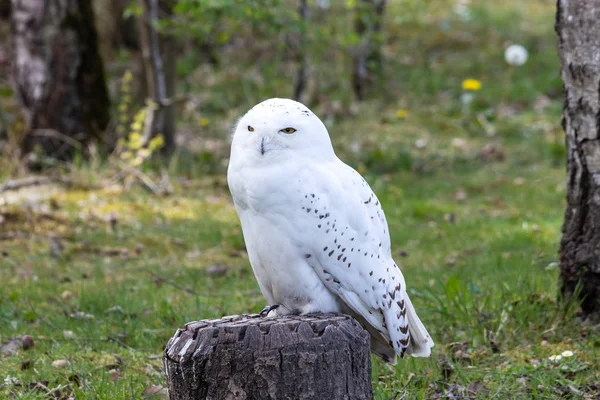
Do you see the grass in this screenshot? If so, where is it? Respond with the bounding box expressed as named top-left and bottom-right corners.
top-left (1, 0), bottom-right (599, 399)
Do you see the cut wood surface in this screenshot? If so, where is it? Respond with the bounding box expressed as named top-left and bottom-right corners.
top-left (164, 313), bottom-right (373, 400)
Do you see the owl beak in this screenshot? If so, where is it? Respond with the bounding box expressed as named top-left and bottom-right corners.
top-left (260, 137), bottom-right (266, 155)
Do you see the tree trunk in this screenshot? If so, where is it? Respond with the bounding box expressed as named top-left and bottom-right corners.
top-left (352, 0), bottom-right (387, 101)
top-left (556, 0), bottom-right (600, 318)
top-left (139, 0), bottom-right (176, 156)
top-left (164, 314), bottom-right (373, 400)
top-left (11, 0), bottom-right (110, 159)
top-left (93, 0), bottom-right (140, 59)
top-left (0, 2), bottom-right (10, 20)
top-left (294, 0), bottom-right (308, 102)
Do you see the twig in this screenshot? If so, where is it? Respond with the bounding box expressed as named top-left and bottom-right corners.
top-left (26, 299), bottom-right (61, 332)
top-left (476, 112), bottom-right (496, 136)
top-left (107, 335), bottom-right (137, 352)
top-left (0, 175), bottom-right (105, 193)
top-left (158, 95), bottom-right (191, 107)
top-left (148, 270), bottom-right (203, 297)
top-left (114, 160), bottom-right (161, 194)
top-left (30, 128), bottom-right (83, 150)
top-left (0, 176), bottom-right (54, 193)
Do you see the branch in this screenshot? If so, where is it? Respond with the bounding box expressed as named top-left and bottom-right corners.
top-left (30, 129), bottom-right (83, 150)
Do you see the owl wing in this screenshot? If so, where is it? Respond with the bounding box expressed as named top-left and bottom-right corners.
top-left (300, 160), bottom-right (433, 360)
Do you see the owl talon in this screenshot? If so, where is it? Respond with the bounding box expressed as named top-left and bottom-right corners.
top-left (260, 304), bottom-right (280, 317)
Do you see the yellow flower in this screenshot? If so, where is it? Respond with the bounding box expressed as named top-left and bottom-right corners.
top-left (149, 135), bottom-right (164, 151)
top-left (200, 118), bottom-right (209, 127)
top-left (462, 79), bottom-right (482, 91)
top-left (396, 109), bottom-right (408, 119)
top-left (122, 71), bottom-right (133, 84)
top-left (130, 121), bottom-right (143, 133)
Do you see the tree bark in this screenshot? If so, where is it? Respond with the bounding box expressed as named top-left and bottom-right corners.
top-left (93, 0), bottom-right (140, 59)
top-left (294, 0), bottom-right (308, 102)
top-left (352, 0), bottom-right (387, 101)
top-left (164, 313), bottom-right (373, 400)
top-left (0, 2), bottom-right (10, 20)
top-left (139, 0), bottom-right (176, 156)
top-left (556, 0), bottom-right (600, 318)
top-left (11, 0), bottom-right (110, 159)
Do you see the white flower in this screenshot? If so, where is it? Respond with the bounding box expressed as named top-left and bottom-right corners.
top-left (549, 354), bottom-right (562, 362)
top-left (415, 139), bottom-right (428, 149)
top-left (561, 350), bottom-right (574, 357)
top-left (460, 92), bottom-right (474, 105)
top-left (504, 45), bottom-right (529, 66)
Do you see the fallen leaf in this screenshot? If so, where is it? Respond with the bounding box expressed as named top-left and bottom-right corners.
top-left (479, 143), bottom-right (505, 162)
top-left (206, 264), bottom-right (229, 277)
top-left (454, 190), bottom-right (467, 201)
top-left (451, 138), bottom-right (469, 150)
top-left (185, 249), bottom-right (202, 259)
top-left (452, 349), bottom-right (471, 360)
top-left (108, 369), bottom-right (121, 382)
top-left (438, 355), bottom-right (454, 381)
top-left (144, 385), bottom-right (168, 398)
top-left (61, 290), bottom-right (73, 301)
top-left (52, 359), bottom-right (69, 368)
top-left (70, 311), bottom-right (95, 320)
top-left (467, 381), bottom-right (489, 396)
top-left (22, 335), bottom-right (35, 351)
top-left (21, 359), bottom-right (32, 370)
top-left (397, 250), bottom-right (409, 257)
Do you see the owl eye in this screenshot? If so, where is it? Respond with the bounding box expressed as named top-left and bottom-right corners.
top-left (280, 127), bottom-right (296, 134)
top-left (247, 126), bottom-right (255, 132)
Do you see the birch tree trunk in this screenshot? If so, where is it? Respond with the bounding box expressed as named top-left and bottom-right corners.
top-left (139, 0), bottom-right (176, 156)
top-left (11, 0), bottom-right (110, 159)
top-left (556, 0), bottom-right (600, 318)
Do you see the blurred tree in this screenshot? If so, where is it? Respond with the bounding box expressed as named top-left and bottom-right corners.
top-left (0, 2), bottom-right (10, 20)
top-left (11, 0), bottom-right (110, 160)
top-left (352, 0), bottom-right (387, 100)
top-left (556, 0), bottom-right (600, 318)
top-left (94, 0), bottom-right (140, 57)
top-left (294, 0), bottom-right (308, 102)
top-left (139, 0), bottom-right (176, 156)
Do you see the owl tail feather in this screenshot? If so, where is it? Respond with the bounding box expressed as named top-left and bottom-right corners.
top-left (404, 293), bottom-right (434, 357)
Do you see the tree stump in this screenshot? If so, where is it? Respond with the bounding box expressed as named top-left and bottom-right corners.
top-left (163, 313), bottom-right (373, 400)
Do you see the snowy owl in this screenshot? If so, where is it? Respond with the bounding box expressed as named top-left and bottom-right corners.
top-left (227, 98), bottom-right (434, 363)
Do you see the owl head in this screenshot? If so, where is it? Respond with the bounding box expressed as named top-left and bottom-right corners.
top-left (230, 98), bottom-right (335, 163)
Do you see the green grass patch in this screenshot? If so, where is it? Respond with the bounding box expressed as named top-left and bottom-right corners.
top-left (1, 0), bottom-right (599, 399)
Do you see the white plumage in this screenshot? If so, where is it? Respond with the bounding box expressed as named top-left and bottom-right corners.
top-left (227, 98), bottom-right (434, 363)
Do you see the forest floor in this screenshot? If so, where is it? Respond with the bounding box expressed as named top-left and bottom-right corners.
top-left (1, 1), bottom-right (599, 399)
